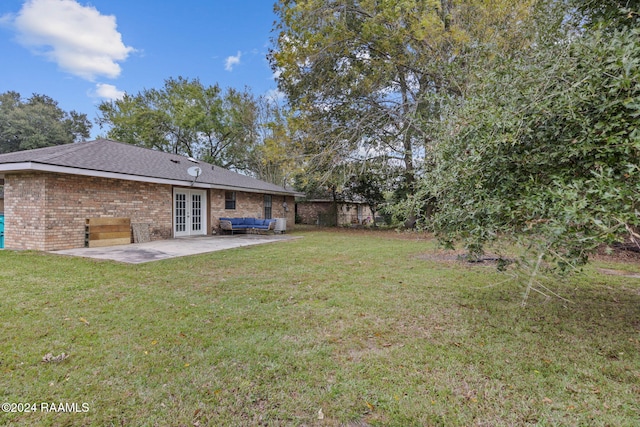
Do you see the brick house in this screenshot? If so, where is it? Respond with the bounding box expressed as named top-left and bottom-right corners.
top-left (0, 139), bottom-right (301, 251)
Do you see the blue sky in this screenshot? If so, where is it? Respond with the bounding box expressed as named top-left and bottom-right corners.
top-left (0, 0), bottom-right (281, 138)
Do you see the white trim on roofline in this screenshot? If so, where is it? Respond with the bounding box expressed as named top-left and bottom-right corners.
top-left (0, 162), bottom-right (298, 196)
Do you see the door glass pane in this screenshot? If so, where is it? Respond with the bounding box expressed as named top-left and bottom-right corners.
top-left (175, 193), bottom-right (186, 232)
top-left (191, 194), bottom-right (202, 232)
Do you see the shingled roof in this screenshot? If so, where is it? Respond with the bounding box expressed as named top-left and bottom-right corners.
top-left (0, 139), bottom-right (300, 196)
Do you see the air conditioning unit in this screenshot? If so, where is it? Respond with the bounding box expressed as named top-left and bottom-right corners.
top-left (274, 218), bottom-right (286, 234)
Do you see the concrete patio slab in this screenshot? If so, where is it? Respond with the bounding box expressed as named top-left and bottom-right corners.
top-left (52, 234), bottom-right (301, 264)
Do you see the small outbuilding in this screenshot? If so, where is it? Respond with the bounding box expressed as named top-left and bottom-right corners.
top-left (0, 139), bottom-right (301, 251)
top-left (296, 198), bottom-right (373, 227)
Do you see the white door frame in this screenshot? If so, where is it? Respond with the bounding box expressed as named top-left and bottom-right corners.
top-left (173, 188), bottom-right (207, 237)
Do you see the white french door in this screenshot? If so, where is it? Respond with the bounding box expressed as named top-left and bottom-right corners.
top-left (173, 189), bottom-right (207, 237)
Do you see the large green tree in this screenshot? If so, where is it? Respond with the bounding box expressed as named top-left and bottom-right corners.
top-left (0, 91), bottom-right (91, 154)
top-left (418, 2), bottom-right (640, 268)
top-left (97, 77), bottom-right (262, 174)
top-left (270, 0), bottom-right (536, 200)
top-left (97, 78), bottom-right (297, 184)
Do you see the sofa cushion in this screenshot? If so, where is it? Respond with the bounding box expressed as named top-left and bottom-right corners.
top-left (219, 217), bottom-right (275, 231)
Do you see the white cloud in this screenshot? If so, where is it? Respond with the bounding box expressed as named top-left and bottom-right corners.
top-left (94, 83), bottom-right (125, 101)
top-left (9, 0), bottom-right (134, 80)
top-left (264, 88), bottom-right (285, 103)
top-left (224, 51), bottom-right (242, 71)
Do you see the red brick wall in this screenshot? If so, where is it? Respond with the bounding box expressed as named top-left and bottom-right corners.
top-left (4, 172), bottom-right (173, 251)
top-left (210, 189), bottom-right (295, 233)
top-left (296, 201), bottom-right (332, 225)
top-left (4, 173), bottom-right (47, 250)
top-left (4, 171), bottom-right (296, 250)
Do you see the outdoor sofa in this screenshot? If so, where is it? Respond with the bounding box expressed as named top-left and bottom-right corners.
top-left (219, 217), bottom-right (276, 235)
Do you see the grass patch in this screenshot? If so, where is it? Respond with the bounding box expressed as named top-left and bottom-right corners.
top-left (1, 228), bottom-right (639, 426)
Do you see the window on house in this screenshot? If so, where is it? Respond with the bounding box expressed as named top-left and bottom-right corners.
top-left (264, 195), bottom-right (272, 219)
top-left (225, 191), bottom-right (236, 210)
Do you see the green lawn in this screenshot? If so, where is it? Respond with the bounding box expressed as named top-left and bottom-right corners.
top-left (1, 228), bottom-right (639, 426)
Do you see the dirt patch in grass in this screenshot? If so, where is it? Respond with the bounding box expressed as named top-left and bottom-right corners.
top-left (597, 268), bottom-right (640, 279)
top-left (592, 244), bottom-right (640, 278)
top-left (414, 249), bottom-right (511, 266)
top-left (594, 244), bottom-right (640, 264)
